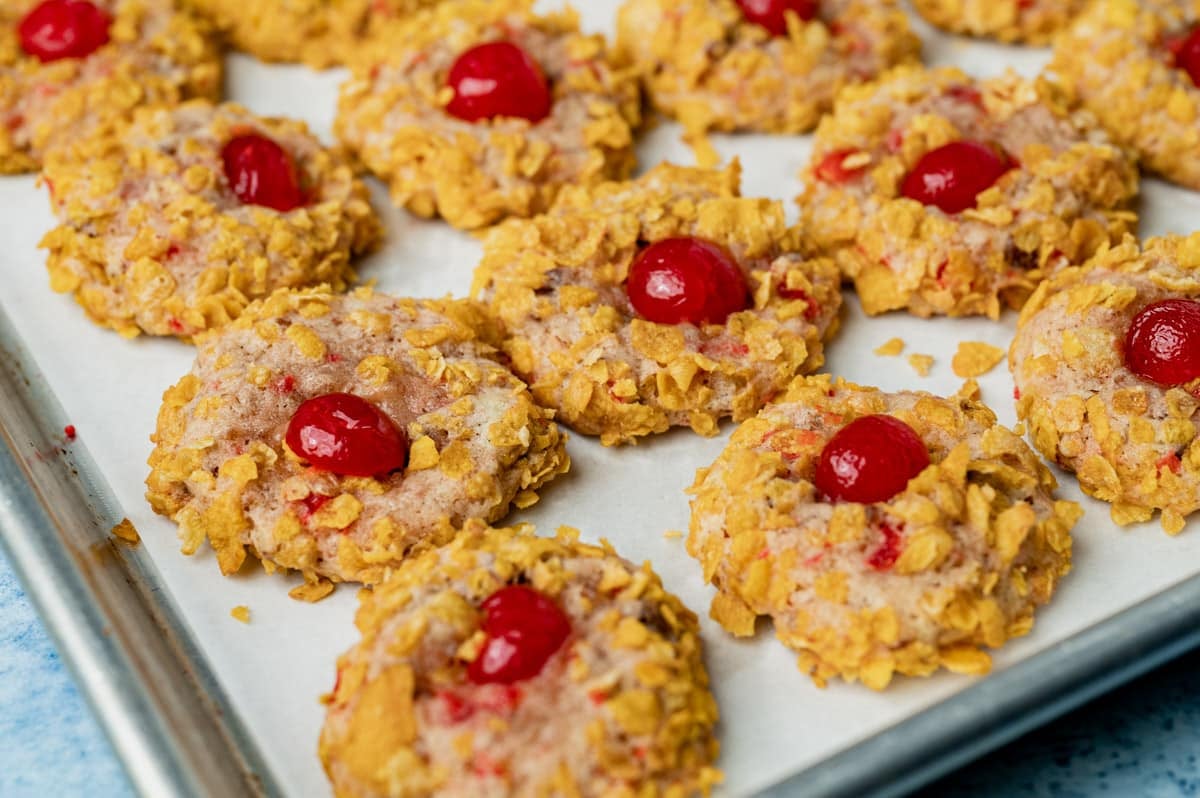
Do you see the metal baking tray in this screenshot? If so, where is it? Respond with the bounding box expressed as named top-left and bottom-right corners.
top-left (3, 5), bottom-right (1200, 796)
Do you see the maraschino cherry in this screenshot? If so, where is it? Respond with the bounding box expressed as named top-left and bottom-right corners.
top-left (814, 415), bottom-right (930, 503)
top-left (900, 140), bottom-right (1009, 214)
top-left (736, 0), bottom-right (818, 36)
top-left (467, 585), bottom-right (571, 685)
top-left (221, 134), bottom-right (306, 212)
top-left (1124, 298), bottom-right (1200, 386)
top-left (626, 237), bottom-right (749, 325)
top-left (1172, 27), bottom-right (1200, 87)
top-left (18, 0), bottom-right (111, 63)
top-left (446, 41), bottom-right (552, 123)
top-left (285, 393), bottom-right (408, 477)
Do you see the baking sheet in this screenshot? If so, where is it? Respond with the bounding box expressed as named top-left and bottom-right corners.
top-left (4, 4), bottom-right (1200, 795)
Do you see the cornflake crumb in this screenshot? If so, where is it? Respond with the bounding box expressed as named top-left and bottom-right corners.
top-left (111, 518), bottom-right (140, 545)
top-left (289, 580), bottom-right (336, 603)
top-left (663, 529), bottom-right (684, 540)
top-left (956, 379), bottom-right (982, 401)
top-left (874, 337), bottom-right (905, 356)
top-left (952, 341), bottom-right (1006, 378)
top-left (908, 353), bottom-right (934, 376)
top-left (230, 605), bottom-right (251, 624)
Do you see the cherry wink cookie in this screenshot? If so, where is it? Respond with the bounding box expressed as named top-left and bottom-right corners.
top-left (40, 101), bottom-right (381, 340)
top-left (1049, 0), bottom-right (1200, 190)
top-left (615, 0), bottom-right (919, 161)
top-left (334, 0), bottom-right (640, 231)
top-left (188, 0), bottom-right (439, 69)
top-left (145, 287), bottom-right (570, 588)
top-left (1012, 234), bottom-right (1200, 534)
top-left (798, 65), bottom-right (1139, 319)
top-left (472, 162), bottom-right (843, 446)
top-left (911, 0), bottom-right (1086, 44)
top-left (0, 0), bottom-right (220, 173)
top-left (688, 376), bottom-right (1080, 689)
top-left (319, 521), bottom-right (721, 797)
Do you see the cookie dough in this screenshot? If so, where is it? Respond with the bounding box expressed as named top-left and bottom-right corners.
top-left (1011, 233), bottom-right (1200, 534)
top-left (472, 161), bottom-right (843, 445)
top-left (40, 100), bottom-right (382, 339)
top-left (798, 65), bottom-right (1139, 318)
top-left (319, 520), bottom-right (721, 797)
top-left (615, 0), bottom-right (919, 160)
top-left (0, 0), bottom-right (220, 173)
top-left (911, 0), bottom-right (1087, 44)
top-left (688, 375), bottom-right (1080, 689)
top-left (335, 0), bottom-right (640, 230)
top-left (145, 287), bottom-right (570, 586)
top-left (1049, 0), bottom-right (1200, 190)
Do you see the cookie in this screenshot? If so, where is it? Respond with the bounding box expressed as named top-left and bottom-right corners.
top-left (472, 161), bottom-right (843, 446)
top-left (798, 65), bottom-right (1139, 318)
top-left (40, 100), bottom-right (382, 339)
top-left (145, 287), bottom-right (570, 588)
top-left (0, 0), bottom-right (220, 174)
top-left (334, 0), bottom-right (640, 231)
top-left (1049, 0), bottom-right (1200, 190)
top-left (911, 0), bottom-right (1086, 44)
top-left (318, 520), bottom-right (721, 798)
top-left (687, 375), bottom-right (1080, 689)
top-left (614, 0), bottom-right (919, 161)
top-left (187, 0), bottom-right (439, 68)
top-left (1011, 234), bottom-right (1200, 534)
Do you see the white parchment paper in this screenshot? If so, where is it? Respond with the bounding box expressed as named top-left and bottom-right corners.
top-left (4, 4), bottom-right (1200, 795)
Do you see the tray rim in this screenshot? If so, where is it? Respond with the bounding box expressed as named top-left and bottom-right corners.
top-left (2, 302), bottom-right (1199, 798)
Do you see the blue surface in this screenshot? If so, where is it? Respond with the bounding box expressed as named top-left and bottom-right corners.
top-left (0, 546), bottom-right (1197, 798)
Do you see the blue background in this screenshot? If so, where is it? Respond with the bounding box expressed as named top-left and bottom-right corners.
top-left (1, 549), bottom-right (1196, 798)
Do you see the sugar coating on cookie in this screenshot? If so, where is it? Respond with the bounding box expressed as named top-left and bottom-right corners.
top-left (798, 65), bottom-right (1139, 319)
top-left (40, 100), bottom-right (382, 339)
top-left (911, 0), bottom-right (1087, 44)
top-left (615, 0), bottom-right (919, 158)
top-left (688, 376), bottom-right (1080, 689)
top-left (189, 0), bottom-right (439, 68)
top-left (1049, 0), bottom-right (1200, 190)
top-left (335, 0), bottom-right (640, 231)
top-left (0, 0), bottom-right (220, 174)
top-left (1011, 234), bottom-right (1200, 534)
top-left (146, 287), bottom-right (570, 586)
top-left (472, 161), bottom-right (843, 446)
top-left (319, 520), bottom-right (721, 797)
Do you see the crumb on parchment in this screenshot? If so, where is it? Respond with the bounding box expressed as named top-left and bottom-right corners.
top-left (230, 605), bottom-right (251, 623)
top-left (111, 518), bottom-right (140, 545)
top-left (952, 341), bottom-right (1006, 378)
top-left (908, 353), bottom-right (935, 376)
top-left (874, 337), bottom-right (905, 356)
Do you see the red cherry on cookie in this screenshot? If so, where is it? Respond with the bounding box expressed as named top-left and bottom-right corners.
top-left (736, 0), bottom-right (818, 36)
top-left (285, 393), bottom-right (408, 477)
top-left (626, 237), bottom-right (749, 325)
top-left (900, 140), bottom-right (1009, 214)
top-left (445, 41), bottom-right (552, 123)
top-left (814, 415), bottom-right (930, 503)
top-left (1172, 27), bottom-right (1200, 88)
top-left (18, 0), bottom-right (111, 63)
top-left (1123, 298), bottom-right (1200, 386)
top-left (468, 585), bottom-right (571, 685)
top-left (221, 133), bottom-right (306, 212)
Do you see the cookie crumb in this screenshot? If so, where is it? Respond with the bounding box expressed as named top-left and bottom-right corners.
top-left (230, 605), bottom-right (251, 624)
top-left (289, 580), bottom-right (336, 603)
top-left (663, 529), bottom-right (684, 540)
top-left (111, 518), bottom-right (140, 545)
top-left (908, 353), bottom-right (934, 376)
top-left (874, 337), bottom-right (905, 356)
top-left (952, 341), bottom-right (1006, 378)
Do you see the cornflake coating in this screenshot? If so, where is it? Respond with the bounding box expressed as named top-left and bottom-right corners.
top-left (799, 65), bottom-right (1139, 318)
top-left (0, 0), bottom-right (220, 174)
top-left (615, 0), bottom-right (918, 158)
top-left (187, 0), bottom-right (441, 68)
top-left (1011, 234), bottom-right (1200, 534)
top-left (687, 376), bottom-right (1080, 689)
top-left (911, 0), bottom-right (1087, 44)
top-left (319, 520), bottom-right (721, 798)
top-left (335, 0), bottom-right (640, 231)
top-left (1049, 0), bottom-right (1200, 190)
top-left (41, 101), bottom-right (381, 340)
top-left (472, 162), bottom-right (843, 446)
top-left (145, 287), bottom-right (570, 586)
